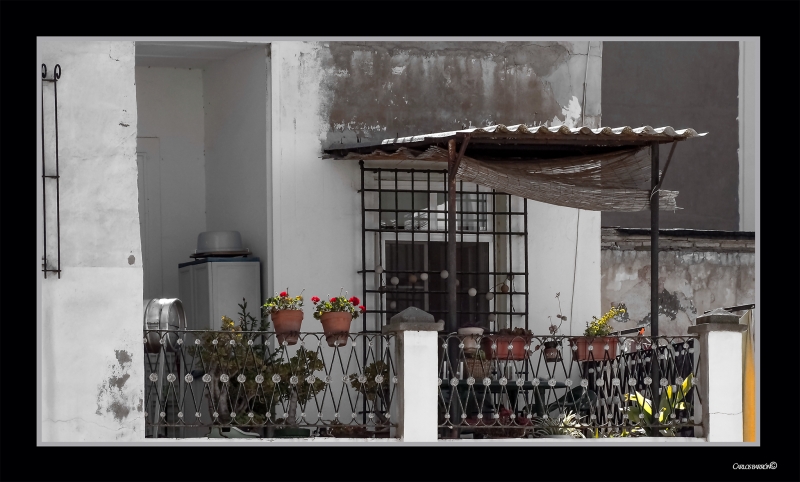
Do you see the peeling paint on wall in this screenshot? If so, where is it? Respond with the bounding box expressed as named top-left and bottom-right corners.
top-left (315, 41), bottom-right (601, 147)
top-left (602, 249), bottom-right (755, 336)
top-left (95, 350), bottom-right (137, 422)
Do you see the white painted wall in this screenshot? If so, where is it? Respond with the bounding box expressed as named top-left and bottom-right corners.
top-left (39, 40), bottom-right (144, 442)
top-left (270, 42), bottom-right (363, 334)
top-left (203, 45), bottom-right (271, 304)
top-left (135, 66), bottom-right (207, 299)
top-left (528, 204), bottom-right (601, 337)
top-left (738, 39), bottom-right (758, 233)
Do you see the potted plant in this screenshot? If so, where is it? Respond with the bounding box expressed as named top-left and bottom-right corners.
top-left (312, 290), bottom-right (365, 347)
top-left (269, 348), bottom-right (327, 438)
top-left (569, 305), bottom-right (626, 361)
top-left (263, 289), bottom-right (305, 346)
top-left (481, 327), bottom-right (533, 360)
top-left (541, 292), bottom-right (567, 363)
top-left (464, 347), bottom-right (491, 380)
top-left (348, 360), bottom-right (392, 436)
top-left (188, 299), bottom-right (280, 437)
top-left (457, 320), bottom-right (485, 354)
top-left (623, 373), bottom-right (694, 436)
top-left (532, 410), bottom-right (586, 439)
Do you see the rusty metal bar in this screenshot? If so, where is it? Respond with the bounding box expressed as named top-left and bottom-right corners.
top-left (446, 136), bottom-right (469, 439)
top-left (655, 141), bottom-right (678, 192)
top-left (649, 141), bottom-right (660, 436)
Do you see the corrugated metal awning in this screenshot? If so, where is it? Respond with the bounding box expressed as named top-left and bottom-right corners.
top-left (325, 124), bottom-right (706, 212)
top-left (381, 124), bottom-right (705, 146)
top-left (324, 124), bottom-right (706, 154)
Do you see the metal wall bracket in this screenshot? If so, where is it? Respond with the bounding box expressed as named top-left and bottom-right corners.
top-left (41, 63), bottom-right (62, 279)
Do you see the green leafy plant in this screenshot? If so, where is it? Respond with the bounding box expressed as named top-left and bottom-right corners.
top-left (532, 410), bottom-right (586, 438)
top-left (189, 299), bottom-right (279, 426)
top-left (311, 290), bottom-right (365, 320)
top-left (188, 299), bottom-right (326, 428)
top-left (548, 292), bottom-right (567, 336)
top-left (624, 373), bottom-right (694, 436)
top-left (262, 289), bottom-right (305, 315)
top-left (584, 305), bottom-right (626, 337)
top-left (349, 360), bottom-right (391, 426)
top-left (271, 349), bottom-right (326, 427)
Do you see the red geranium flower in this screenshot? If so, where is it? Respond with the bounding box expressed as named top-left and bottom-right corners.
top-left (330, 297), bottom-right (338, 303)
top-left (349, 296), bottom-right (360, 305)
top-left (311, 296), bottom-right (320, 304)
top-left (279, 291), bottom-right (288, 297)
top-left (359, 305), bottom-right (366, 313)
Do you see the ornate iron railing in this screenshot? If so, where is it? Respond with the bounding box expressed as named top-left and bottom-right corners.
top-left (437, 333), bottom-right (699, 438)
top-left (143, 330), bottom-right (397, 438)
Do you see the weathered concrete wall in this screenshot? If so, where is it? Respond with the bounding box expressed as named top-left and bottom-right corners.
top-left (600, 229), bottom-right (755, 336)
top-left (204, 45), bottom-right (271, 303)
top-left (135, 66), bottom-right (206, 299)
top-left (601, 41), bottom-right (741, 231)
top-left (272, 40), bottom-right (602, 338)
top-left (39, 40), bottom-right (144, 442)
top-left (320, 41), bottom-right (602, 144)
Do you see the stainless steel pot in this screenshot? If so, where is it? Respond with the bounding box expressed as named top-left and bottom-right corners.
top-left (143, 298), bottom-right (187, 353)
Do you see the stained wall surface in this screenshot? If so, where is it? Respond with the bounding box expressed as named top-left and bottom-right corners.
top-left (39, 40), bottom-right (145, 442)
top-left (601, 229), bottom-right (755, 336)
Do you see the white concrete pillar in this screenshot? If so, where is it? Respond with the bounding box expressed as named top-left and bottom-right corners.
top-left (688, 322), bottom-right (747, 442)
top-left (382, 307), bottom-right (443, 442)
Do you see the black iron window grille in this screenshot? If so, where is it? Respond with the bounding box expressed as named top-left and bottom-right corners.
top-left (359, 164), bottom-right (529, 333)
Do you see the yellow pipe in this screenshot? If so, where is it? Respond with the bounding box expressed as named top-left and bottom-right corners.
top-left (742, 310), bottom-right (756, 442)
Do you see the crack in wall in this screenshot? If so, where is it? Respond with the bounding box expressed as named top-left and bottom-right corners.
top-left (44, 417), bottom-right (136, 432)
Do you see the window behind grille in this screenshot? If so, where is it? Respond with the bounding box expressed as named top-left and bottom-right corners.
top-left (359, 165), bottom-right (528, 333)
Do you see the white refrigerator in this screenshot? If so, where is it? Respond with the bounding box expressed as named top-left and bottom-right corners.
top-left (178, 257), bottom-right (262, 330)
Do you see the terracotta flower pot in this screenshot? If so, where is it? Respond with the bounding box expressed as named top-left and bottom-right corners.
top-left (271, 310), bottom-right (303, 346)
top-left (320, 311), bottom-right (353, 347)
top-left (481, 335), bottom-right (530, 360)
top-left (569, 336), bottom-right (619, 361)
top-left (457, 327), bottom-right (484, 354)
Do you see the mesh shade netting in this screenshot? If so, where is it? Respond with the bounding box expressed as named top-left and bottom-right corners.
top-left (343, 146), bottom-right (678, 212)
